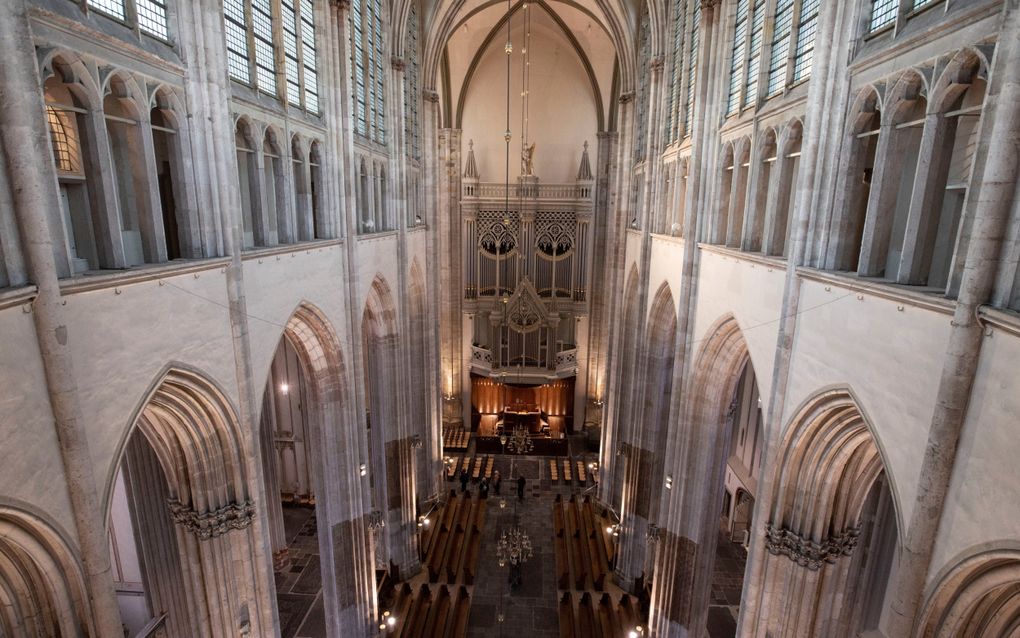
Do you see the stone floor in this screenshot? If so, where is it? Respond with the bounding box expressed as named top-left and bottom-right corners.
top-left (706, 527), bottom-right (748, 638)
top-left (275, 505), bottom-right (326, 638)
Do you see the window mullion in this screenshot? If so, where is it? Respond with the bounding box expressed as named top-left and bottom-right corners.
top-left (246, 1), bottom-right (259, 88)
top-left (784, 0), bottom-right (803, 92)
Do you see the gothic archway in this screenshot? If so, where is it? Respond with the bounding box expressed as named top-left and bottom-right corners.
top-left (0, 506), bottom-right (91, 637)
top-left (106, 367), bottom-right (270, 637)
top-left (917, 548), bottom-right (1020, 637)
top-left (742, 389), bottom-right (900, 637)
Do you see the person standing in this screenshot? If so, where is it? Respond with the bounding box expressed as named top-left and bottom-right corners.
top-left (459, 468), bottom-right (469, 494)
top-left (479, 477), bottom-right (490, 499)
top-left (493, 470), bottom-right (502, 495)
top-left (517, 475), bottom-right (526, 501)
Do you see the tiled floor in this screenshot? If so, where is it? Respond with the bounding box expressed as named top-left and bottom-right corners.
top-left (707, 527), bottom-right (748, 638)
top-left (275, 505), bottom-right (326, 638)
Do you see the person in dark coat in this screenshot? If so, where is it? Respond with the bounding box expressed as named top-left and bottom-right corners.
top-left (492, 470), bottom-right (502, 495)
top-left (517, 475), bottom-right (526, 501)
top-left (459, 468), bottom-right (469, 493)
top-left (479, 477), bottom-right (489, 499)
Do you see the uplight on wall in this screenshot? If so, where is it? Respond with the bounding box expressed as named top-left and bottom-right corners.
top-left (279, 382), bottom-right (289, 395)
top-left (359, 463), bottom-right (367, 477)
top-left (665, 474), bottom-right (673, 490)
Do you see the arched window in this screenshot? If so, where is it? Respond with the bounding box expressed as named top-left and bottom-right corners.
top-left (104, 77), bottom-right (156, 265)
top-left (292, 137), bottom-right (312, 240)
top-left (45, 71), bottom-right (100, 273)
top-left (404, 2), bottom-right (421, 159)
top-left (309, 142), bottom-right (324, 239)
top-left (262, 129), bottom-right (287, 244)
top-left (829, 89), bottom-right (881, 272)
top-left (766, 123), bottom-right (802, 257)
top-left (725, 139), bottom-right (751, 247)
top-left (358, 158), bottom-right (373, 232)
top-left (664, 0), bottom-right (691, 143)
top-left (633, 4), bottom-right (651, 163)
top-left (683, 0), bottom-right (701, 137)
top-left (351, 0), bottom-right (387, 142)
top-left (744, 129), bottom-right (776, 252)
top-left (235, 120), bottom-right (259, 248)
top-left (378, 165), bottom-right (388, 229)
top-left (858, 72), bottom-right (927, 279)
top-left (150, 90), bottom-right (193, 260)
top-left (715, 143), bottom-right (734, 244)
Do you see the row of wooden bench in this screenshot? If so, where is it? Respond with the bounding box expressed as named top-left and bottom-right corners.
top-left (553, 494), bottom-right (615, 591)
top-left (558, 591), bottom-right (641, 638)
top-left (421, 492), bottom-right (487, 584)
top-left (548, 458), bottom-right (595, 485)
top-left (444, 454), bottom-right (494, 481)
top-left (442, 427), bottom-right (470, 451)
top-left (386, 583), bottom-right (470, 638)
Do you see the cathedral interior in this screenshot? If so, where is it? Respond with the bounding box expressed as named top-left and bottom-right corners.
top-left (1, 0), bottom-right (1020, 636)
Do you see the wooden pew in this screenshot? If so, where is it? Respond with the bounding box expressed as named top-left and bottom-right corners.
top-left (449, 586), bottom-right (470, 638)
top-left (558, 591), bottom-right (576, 638)
top-left (577, 592), bottom-right (597, 638)
top-left (549, 459), bottom-right (560, 482)
top-left (422, 584), bottom-right (450, 638)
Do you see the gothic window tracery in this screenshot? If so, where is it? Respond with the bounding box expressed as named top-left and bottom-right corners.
top-left (87, 0), bottom-right (169, 40)
top-left (477, 211), bottom-right (519, 257)
top-left (351, 0), bottom-right (387, 142)
top-left (535, 212), bottom-right (575, 258)
top-left (634, 5), bottom-right (651, 162)
top-left (405, 2), bottom-right (421, 159)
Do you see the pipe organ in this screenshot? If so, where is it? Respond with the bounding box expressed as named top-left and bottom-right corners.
top-left (461, 142), bottom-right (595, 382)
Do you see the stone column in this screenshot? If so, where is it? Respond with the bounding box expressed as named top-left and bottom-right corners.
top-left (887, 2), bottom-right (1020, 634)
top-left (738, 0), bottom-right (867, 633)
top-left (0, 4), bottom-right (123, 636)
top-left (137, 114), bottom-right (170, 262)
top-left (177, 0), bottom-right (281, 632)
top-left (896, 111), bottom-right (953, 284)
top-left (647, 0), bottom-right (729, 633)
top-left (856, 117), bottom-right (914, 276)
top-left (83, 106), bottom-right (129, 267)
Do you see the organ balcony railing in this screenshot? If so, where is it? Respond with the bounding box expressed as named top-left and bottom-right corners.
top-left (469, 345), bottom-right (578, 380)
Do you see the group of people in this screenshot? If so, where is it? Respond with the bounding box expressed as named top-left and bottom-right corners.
top-left (458, 468), bottom-right (528, 501)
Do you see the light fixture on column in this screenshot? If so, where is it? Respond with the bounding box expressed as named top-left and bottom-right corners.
top-left (367, 509), bottom-right (386, 532)
top-left (279, 382), bottom-right (289, 395)
top-left (664, 474), bottom-right (673, 489)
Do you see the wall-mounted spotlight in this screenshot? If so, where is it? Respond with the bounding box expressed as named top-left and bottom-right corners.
top-left (360, 463), bottom-right (367, 477)
top-left (279, 382), bottom-right (289, 395)
top-left (665, 474), bottom-right (673, 490)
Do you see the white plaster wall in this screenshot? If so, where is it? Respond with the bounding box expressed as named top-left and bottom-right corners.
top-left (460, 11), bottom-right (597, 183)
top-left (0, 307), bottom-right (75, 532)
top-left (61, 269), bottom-right (239, 513)
top-left (690, 249), bottom-right (786, 417)
top-left (243, 244), bottom-right (351, 395)
top-left (355, 233), bottom-right (402, 311)
top-left (928, 326), bottom-right (1020, 580)
top-left (648, 235), bottom-right (685, 317)
top-left (784, 278), bottom-right (953, 531)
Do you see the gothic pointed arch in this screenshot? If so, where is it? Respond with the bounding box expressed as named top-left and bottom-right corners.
top-left (107, 365), bottom-right (272, 637)
top-left (744, 388), bottom-right (902, 637)
top-left (268, 301), bottom-right (376, 636)
top-left (918, 546), bottom-right (1020, 637)
top-left (0, 505), bottom-right (91, 637)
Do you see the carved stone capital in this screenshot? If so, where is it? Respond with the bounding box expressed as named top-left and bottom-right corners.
top-left (168, 499), bottom-right (256, 540)
top-left (424, 89), bottom-right (440, 103)
top-left (391, 56), bottom-right (406, 71)
top-left (764, 523), bottom-right (860, 571)
top-left (618, 91), bottom-right (635, 104)
top-left (649, 56), bottom-right (664, 72)
top-left (700, 0), bottom-right (721, 9)
top-left (330, 0), bottom-right (351, 12)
